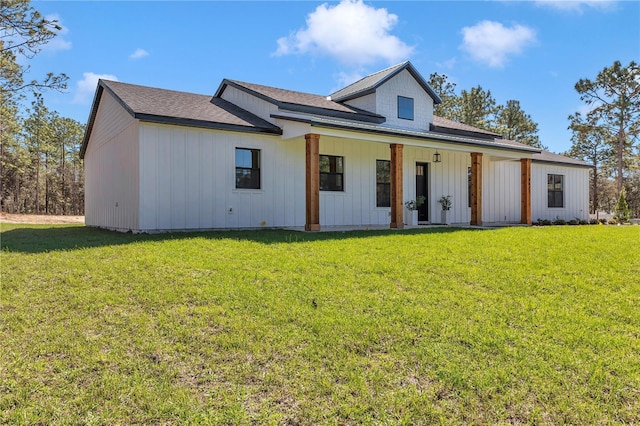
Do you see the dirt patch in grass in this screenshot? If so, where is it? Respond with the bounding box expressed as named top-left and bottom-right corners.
top-left (0, 213), bottom-right (84, 224)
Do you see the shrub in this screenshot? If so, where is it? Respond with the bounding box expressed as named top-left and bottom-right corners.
top-left (599, 218), bottom-right (608, 225)
top-left (579, 219), bottom-right (589, 225)
top-left (614, 188), bottom-right (631, 223)
top-left (608, 218), bottom-right (618, 225)
top-left (553, 218), bottom-right (567, 226)
top-left (567, 219), bottom-right (579, 225)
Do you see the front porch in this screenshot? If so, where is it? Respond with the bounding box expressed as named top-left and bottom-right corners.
top-left (302, 133), bottom-right (533, 231)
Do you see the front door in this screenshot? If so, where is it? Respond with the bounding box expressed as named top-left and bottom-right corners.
top-left (416, 162), bottom-right (429, 222)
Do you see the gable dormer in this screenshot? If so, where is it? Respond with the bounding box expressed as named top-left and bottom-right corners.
top-left (329, 61), bottom-right (441, 132)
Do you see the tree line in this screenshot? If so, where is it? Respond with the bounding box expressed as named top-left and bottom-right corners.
top-left (428, 73), bottom-right (545, 149)
top-left (1, 0), bottom-right (84, 214)
top-left (567, 61), bottom-right (639, 218)
top-left (1, 94), bottom-right (84, 214)
top-left (427, 63), bottom-right (640, 218)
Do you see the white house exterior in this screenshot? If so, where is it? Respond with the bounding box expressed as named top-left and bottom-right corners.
top-left (81, 62), bottom-right (590, 232)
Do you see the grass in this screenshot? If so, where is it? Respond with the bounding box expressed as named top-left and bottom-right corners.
top-left (1, 224), bottom-right (639, 425)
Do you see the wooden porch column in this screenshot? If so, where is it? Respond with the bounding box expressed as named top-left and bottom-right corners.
top-left (470, 152), bottom-right (483, 226)
top-left (390, 143), bottom-right (404, 229)
top-left (305, 133), bottom-right (321, 231)
top-left (520, 158), bottom-right (532, 225)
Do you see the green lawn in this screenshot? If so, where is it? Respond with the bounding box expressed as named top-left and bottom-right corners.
top-left (1, 224), bottom-right (639, 425)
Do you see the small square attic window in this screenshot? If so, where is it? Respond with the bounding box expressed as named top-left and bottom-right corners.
top-left (398, 96), bottom-right (414, 120)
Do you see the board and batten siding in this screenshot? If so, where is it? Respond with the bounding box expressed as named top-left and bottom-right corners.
top-left (403, 147), bottom-right (471, 224)
top-left (84, 91), bottom-right (140, 231)
top-left (138, 122), bottom-right (305, 231)
top-left (219, 85), bottom-right (279, 126)
top-left (317, 136), bottom-right (392, 226)
top-left (376, 70), bottom-right (434, 132)
top-left (482, 159), bottom-right (521, 223)
top-left (343, 93), bottom-right (377, 115)
top-left (531, 163), bottom-right (589, 221)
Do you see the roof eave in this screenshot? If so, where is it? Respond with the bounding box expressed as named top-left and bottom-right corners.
top-left (80, 80), bottom-right (137, 159)
top-left (429, 123), bottom-right (499, 140)
top-left (272, 114), bottom-right (540, 155)
top-left (532, 159), bottom-right (593, 169)
top-left (278, 103), bottom-right (386, 124)
top-left (135, 113), bottom-right (283, 135)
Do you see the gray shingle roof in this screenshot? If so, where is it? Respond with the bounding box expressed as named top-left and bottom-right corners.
top-left (431, 116), bottom-right (500, 138)
top-left (329, 61), bottom-right (442, 104)
top-left (216, 79), bottom-right (385, 123)
top-left (100, 80), bottom-right (281, 130)
top-left (432, 115), bottom-right (589, 166)
top-left (81, 80), bottom-right (282, 158)
top-left (532, 150), bottom-right (591, 167)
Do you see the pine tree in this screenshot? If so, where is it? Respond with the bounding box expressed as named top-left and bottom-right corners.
top-left (574, 61), bottom-right (639, 193)
top-left (614, 187), bottom-right (631, 223)
top-left (495, 100), bottom-right (546, 149)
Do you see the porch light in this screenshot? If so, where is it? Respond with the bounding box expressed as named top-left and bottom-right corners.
top-left (433, 150), bottom-right (442, 163)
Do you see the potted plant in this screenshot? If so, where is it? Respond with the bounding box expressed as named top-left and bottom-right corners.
top-left (438, 195), bottom-right (452, 225)
top-left (404, 195), bottom-right (425, 226)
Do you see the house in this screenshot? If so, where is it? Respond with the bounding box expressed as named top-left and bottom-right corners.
top-left (80, 62), bottom-right (590, 232)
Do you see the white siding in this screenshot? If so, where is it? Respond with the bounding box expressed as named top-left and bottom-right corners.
top-left (404, 147), bottom-right (471, 224)
top-left (138, 123), bottom-right (305, 231)
top-left (483, 159), bottom-right (521, 223)
top-left (317, 142), bottom-right (472, 227)
top-left (343, 93), bottom-right (377, 114)
top-left (318, 137), bottom-right (391, 226)
top-left (532, 163), bottom-right (589, 221)
top-left (84, 91), bottom-right (139, 231)
top-left (219, 85), bottom-right (279, 124)
top-left (375, 70), bottom-right (434, 132)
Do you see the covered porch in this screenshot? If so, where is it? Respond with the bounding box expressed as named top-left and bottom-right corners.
top-left (296, 130), bottom-right (533, 231)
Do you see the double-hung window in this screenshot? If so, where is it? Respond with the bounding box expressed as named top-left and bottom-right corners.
top-left (235, 148), bottom-right (260, 189)
top-left (320, 155), bottom-right (344, 191)
top-left (547, 174), bottom-right (564, 208)
top-left (376, 160), bottom-right (390, 207)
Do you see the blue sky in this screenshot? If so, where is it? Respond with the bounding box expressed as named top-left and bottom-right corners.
top-left (29, 0), bottom-right (639, 153)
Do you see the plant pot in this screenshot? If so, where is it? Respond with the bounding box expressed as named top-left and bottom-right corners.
top-left (405, 209), bottom-right (418, 226)
top-left (441, 210), bottom-right (449, 225)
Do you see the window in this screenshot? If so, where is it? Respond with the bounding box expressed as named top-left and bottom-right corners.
top-left (376, 160), bottom-right (390, 207)
top-left (320, 155), bottom-right (344, 191)
top-left (547, 174), bottom-right (564, 208)
top-left (398, 96), bottom-right (414, 120)
top-left (235, 148), bottom-right (260, 189)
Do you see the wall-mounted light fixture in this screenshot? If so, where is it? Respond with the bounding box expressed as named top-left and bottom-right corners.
top-left (433, 150), bottom-right (442, 163)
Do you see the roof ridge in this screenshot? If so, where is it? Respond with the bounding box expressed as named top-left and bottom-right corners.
top-left (101, 79), bottom-right (212, 98)
top-left (328, 61), bottom-right (410, 100)
top-left (227, 79), bottom-right (325, 98)
top-left (330, 61), bottom-right (409, 96)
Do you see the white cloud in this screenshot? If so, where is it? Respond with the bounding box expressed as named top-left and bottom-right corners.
top-left (129, 48), bottom-right (149, 60)
top-left (42, 14), bottom-right (72, 53)
top-left (460, 21), bottom-right (536, 68)
top-left (435, 57), bottom-right (457, 70)
top-left (274, 0), bottom-right (413, 66)
top-left (74, 72), bottom-right (118, 104)
top-left (335, 70), bottom-right (366, 91)
top-left (533, 0), bottom-right (616, 12)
